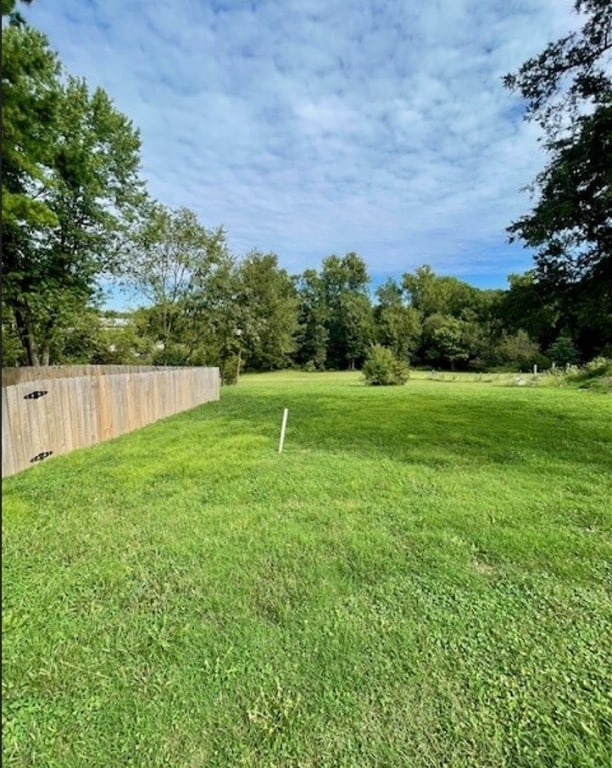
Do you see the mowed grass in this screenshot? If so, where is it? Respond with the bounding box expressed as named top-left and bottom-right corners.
top-left (2, 371), bottom-right (612, 767)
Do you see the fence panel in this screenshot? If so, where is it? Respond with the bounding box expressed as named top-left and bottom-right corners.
top-left (2, 367), bottom-right (220, 477)
top-left (1, 365), bottom-right (161, 387)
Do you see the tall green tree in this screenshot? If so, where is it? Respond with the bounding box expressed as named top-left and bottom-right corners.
top-left (2, 23), bottom-right (144, 364)
top-left (402, 265), bottom-right (489, 366)
top-left (402, 265), bottom-right (481, 319)
top-left (339, 292), bottom-right (375, 370)
top-left (235, 251), bottom-right (299, 371)
top-left (492, 330), bottom-right (545, 371)
top-left (374, 279), bottom-right (421, 362)
top-left (495, 272), bottom-right (560, 351)
top-left (422, 314), bottom-right (480, 370)
top-left (320, 252), bottom-right (373, 368)
top-left (504, 0), bottom-right (611, 355)
top-left (293, 269), bottom-right (329, 370)
top-left (182, 248), bottom-right (242, 370)
top-left (123, 202), bottom-right (226, 364)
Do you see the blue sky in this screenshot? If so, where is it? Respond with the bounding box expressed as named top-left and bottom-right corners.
top-left (24, 0), bottom-right (579, 306)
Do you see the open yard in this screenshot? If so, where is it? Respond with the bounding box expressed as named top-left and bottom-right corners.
top-left (2, 371), bottom-right (611, 767)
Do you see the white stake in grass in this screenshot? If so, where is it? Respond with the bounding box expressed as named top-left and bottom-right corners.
top-left (278, 408), bottom-right (289, 453)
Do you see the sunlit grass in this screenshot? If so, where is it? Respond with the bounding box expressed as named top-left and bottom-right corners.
top-left (3, 372), bottom-right (611, 767)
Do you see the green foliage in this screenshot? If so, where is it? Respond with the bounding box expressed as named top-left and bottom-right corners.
top-left (236, 251), bottom-right (299, 371)
top-left (493, 330), bottom-right (550, 371)
top-left (374, 278), bottom-right (422, 361)
top-left (504, 0), bottom-right (612, 334)
top-left (401, 266), bottom-right (498, 369)
top-left (422, 314), bottom-right (470, 370)
top-left (362, 344), bottom-right (410, 386)
top-left (221, 353), bottom-right (240, 385)
top-left (185, 249), bottom-right (243, 367)
top-left (339, 292), bottom-right (375, 370)
top-left (125, 202), bottom-right (217, 308)
top-left (321, 252), bottom-right (373, 369)
top-left (2, 0), bottom-right (32, 27)
top-left (3, 3), bottom-right (608, 375)
top-left (92, 318), bottom-right (152, 365)
top-left (47, 307), bottom-right (107, 364)
top-left (496, 272), bottom-right (560, 349)
top-left (2, 24), bottom-right (144, 365)
top-left (508, 106), bottom-right (612, 288)
top-left (123, 202), bottom-right (228, 365)
top-left (3, 374), bottom-right (611, 766)
top-left (574, 357), bottom-right (612, 392)
top-left (1, 25), bottom-right (60, 230)
top-left (547, 335), bottom-right (580, 366)
top-left (294, 269), bottom-right (329, 370)
top-left (552, 356), bottom-right (612, 393)
top-left (403, 264), bottom-right (482, 319)
top-left (1, 305), bottom-right (25, 366)
top-left (126, 234), bottom-right (299, 372)
top-left (149, 342), bottom-right (188, 367)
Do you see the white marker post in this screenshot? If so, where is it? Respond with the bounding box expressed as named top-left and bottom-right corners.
top-left (278, 408), bottom-right (289, 453)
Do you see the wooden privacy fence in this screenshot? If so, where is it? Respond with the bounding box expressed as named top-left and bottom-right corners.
top-left (1, 365), bottom-right (160, 387)
top-left (1, 366), bottom-right (220, 477)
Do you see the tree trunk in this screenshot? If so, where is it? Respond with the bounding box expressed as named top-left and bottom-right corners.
top-left (13, 306), bottom-right (40, 366)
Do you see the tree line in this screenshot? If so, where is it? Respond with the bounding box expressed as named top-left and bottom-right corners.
top-left (1, 243), bottom-right (602, 376)
top-left (2, 0), bottom-right (610, 373)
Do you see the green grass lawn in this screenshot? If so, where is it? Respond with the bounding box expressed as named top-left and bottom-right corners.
top-left (3, 371), bottom-right (611, 767)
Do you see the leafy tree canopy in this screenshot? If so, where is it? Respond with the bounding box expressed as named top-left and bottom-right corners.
top-left (2, 23), bottom-right (144, 365)
top-left (2, 0), bottom-right (33, 27)
top-left (504, 0), bottom-right (611, 323)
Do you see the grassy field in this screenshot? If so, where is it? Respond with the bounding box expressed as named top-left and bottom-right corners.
top-left (2, 371), bottom-right (611, 767)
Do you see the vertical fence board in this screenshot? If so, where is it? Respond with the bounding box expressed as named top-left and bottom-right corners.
top-left (2, 367), bottom-right (219, 476)
top-left (50, 378), bottom-right (66, 456)
top-left (7, 385), bottom-right (28, 471)
top-left (63, 378), bottom-right (75, 454)
top-left (2, 387), bottom-right (14, 477)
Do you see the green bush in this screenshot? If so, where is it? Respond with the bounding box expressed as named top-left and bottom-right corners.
top-left (584, 356), bottom-right (610, 374)
top-left (152, 342), bottom-right (190, 366)
top-left (222, 354), bottom-right (240, 385)
top-left (542, 356), bottom-right (611, 392)
top-left (547, 335), bottom-right (579, 367)
top-left (491, 330), bottom-right (550, 372)
top-left (362, 344), bottom-right (410, 386)
top-left (566, 357), bottom-right (612, 392)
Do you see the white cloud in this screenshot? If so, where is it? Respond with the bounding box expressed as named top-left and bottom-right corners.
top-left (24, 0), bottom-right (581, 291)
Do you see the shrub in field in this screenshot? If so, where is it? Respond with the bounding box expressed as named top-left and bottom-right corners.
top-left (566, 357), bottom-right (612, 392)
top-left (362, 344), bottom-right (409, 386)
top-left (222, 354), bottom-right (240, 385)
top-left (543, 356), bottom-right (612, 393)
top-left (547, 335), bottom-right (579, 367)
top-left (492, 330), bottom-right (550, 372)
top-left (584, 356), bottom-right (611, 374)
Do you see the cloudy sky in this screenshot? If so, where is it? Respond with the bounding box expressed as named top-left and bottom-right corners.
top-left (25, 0), bottom-right (579, 303)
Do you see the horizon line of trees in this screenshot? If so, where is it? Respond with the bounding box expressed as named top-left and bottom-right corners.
top-left (2, 248), bottom-right (606, 375)
top-left (2, 0), bottom-right (610, 373)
